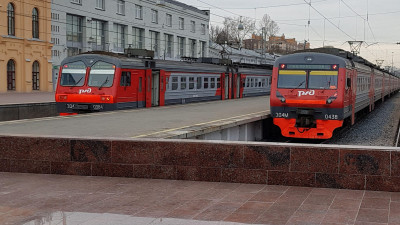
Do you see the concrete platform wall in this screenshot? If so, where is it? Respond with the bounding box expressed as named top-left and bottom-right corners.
top-left (0, 103), bottom-right (57, 121)
top-left (1, 135), bottom-right (399, 192)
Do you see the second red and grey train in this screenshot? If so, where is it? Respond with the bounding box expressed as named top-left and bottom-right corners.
top-left (270, 48), bottom-right (400, 139)
top-left (55, 52), bottom-right (272, 115)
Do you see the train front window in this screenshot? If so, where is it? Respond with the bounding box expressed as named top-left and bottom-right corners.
top-left (308, 71), bottom-right (338, 89)
top-left (60, 61), bottom-right (86, 86)
top-left (277, 70), bottom-right (306, 89)
top-left (88, 61), bottom-right (115, 88)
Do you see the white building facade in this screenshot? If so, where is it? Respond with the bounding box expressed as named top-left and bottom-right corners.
top-left (51, 0), bottom-right (210, 89)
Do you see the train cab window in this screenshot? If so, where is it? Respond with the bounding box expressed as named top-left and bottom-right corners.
top-left (210, 77), bottom-right (215, 89)
top-left (60, 61), bottom-right (86, 86)
top-left (181, 77), bottom-right (186, 90)
top-left (120, 72), bottom-right (131, 87)
top-left (139, 77), bottom-right (142, 92)
top-left (171, 77), bottom-right (178, 90)
top-left (308, 71), bottom-right (338, 89)
top-left (197, 77), bottom-right (202, 89)
top-left (204, 77), bottom-right (209, 89)
top-left (277, 70), bottom-right (306, 89)
top-left (88, 61), bottom-right (115, 88)
top-left (217, 77), bottom-right (221, 88)
top-left (189, 77), bottom-right (195, 89)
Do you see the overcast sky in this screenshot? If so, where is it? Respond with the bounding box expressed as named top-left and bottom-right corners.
top-left (182, 0), bottom-right (400, 69)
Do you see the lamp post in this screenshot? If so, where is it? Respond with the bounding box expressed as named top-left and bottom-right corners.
top-left (238, 16), bottom-right (244, 50)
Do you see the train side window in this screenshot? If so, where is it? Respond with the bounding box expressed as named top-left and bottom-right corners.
top-left (181, 77), bottom-right (186, 90)
top-left (217, 77), bottom-right (220, 88)
top-left (120, 72), bottom-right (131, 87)
top-left (197, 77), bottom-right (202, 89)
top-left (258, 79), bottom-right (262, 87)
top-left (189, 77), bottom-right (194, 89)
top-left (246, 78), bottom-right (249, 87)
top-left (204, 77), bottom-right (209, 89)
top-left (166, 77), bottom-right (169, 90)
top-left (211, 77), bottom-right (215, 89)
top-left (139, 77), bottom-right (142, 92)
top-left (172, 77), bottom-right (178, 90)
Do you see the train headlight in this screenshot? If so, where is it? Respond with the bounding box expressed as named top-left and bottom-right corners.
top-left (326, 99), bottom-right (332, 104)
top-left (280, 97), bottom-right (286, 103)
top-left (100, 95), bottom-right (112, 102)
top-left (58, 95), bottom-right (68, 101)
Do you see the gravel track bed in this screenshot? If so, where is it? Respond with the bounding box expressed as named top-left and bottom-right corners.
top-left (328, 91), bottom-right (400, 146)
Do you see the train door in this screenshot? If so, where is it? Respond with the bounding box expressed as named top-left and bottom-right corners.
top-left (236, 74), bottom-right (240, 98)
top-left (151, 70), bottom-right (160, 106)
top-left (117, 69), bottom-right (136, 108)
top-left (224, 73), bottom-right (229, 100)
top-left (137, 71), bottom-right (145, 108)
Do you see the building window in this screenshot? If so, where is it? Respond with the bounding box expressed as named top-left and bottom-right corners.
top-left (149, 30), bottom-right (159, 55)
top-left (179, 17), bottom-right (184, 30)
top-left (7, 60), bottom-right (16, 91)
top-left (166, 14), bottom-right (172, 27)
top-left (190, 21), bottom-right (195, 33)
top-left (135, 5), bottom-right (143, 19)
top-left (32, 8), bottom-right (39, 39)
top-left (117, 0), bottom-right (125, 15)
top-left (7, 3), bottom-right (15, 36)
top-left (164, 34), bottom-right (173, 58)
top-left (91, 19), bottom-right (106, 51)
top-left (201, 24), bottom-right (206, 35)
top-left (66, 14), bottom-right (83, 42)
top-left (67, 47), bottom-right (81, 56)
top-left (132, 27), bottom-right (144, 49)
top-left (189, 39), bottom-right (197, 58)
top-left (113, 23), bottom-right (126, 52)
top-left (96, 0), bottom-right (105, 10)
top-left (32, 61), bottom-right (40, 90)
top-left (200, 41), bottom-right (206, 57)
top-left (71, 0), bottom-right (81, 4)
top-left (178, 36), bottom-right (185, 57)
top-left (151, 10), bottom-right (158, 24)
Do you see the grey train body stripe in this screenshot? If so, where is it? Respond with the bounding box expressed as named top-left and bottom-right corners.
top-left (271, 106), bottom-right (346, 120)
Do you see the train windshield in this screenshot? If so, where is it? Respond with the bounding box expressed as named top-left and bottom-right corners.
top-left (308, 71), bottom-right (338, 89)
top-left (88, 61), bottom-right (115, 88)
top-left (60, 61), bottom-right (86, 87)
top-left (277, 70), bottom-right (306, 89)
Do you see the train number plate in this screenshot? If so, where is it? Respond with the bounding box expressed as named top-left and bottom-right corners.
top-left (275, 112), bottom-right (289, 118)
top-left (324, 114), bottom-right (338, 120)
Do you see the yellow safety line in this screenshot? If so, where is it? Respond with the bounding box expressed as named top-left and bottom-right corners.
top-left (131, 110), bottom-right (269, 138)
top-left (309, 71), bottom-right (338, 76)
top-left (278, 70), bottom-right (306, 75)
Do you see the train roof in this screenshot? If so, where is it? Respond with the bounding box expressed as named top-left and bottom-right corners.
top-left (274, 51), bottom-right (352, 68)
top-left (61, 52), bottom-right (149, 69)
top-left (154, 59), bottom-right (228, 73)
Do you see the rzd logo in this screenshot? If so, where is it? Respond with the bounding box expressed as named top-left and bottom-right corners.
top-left (298, 90), bottom-right (315, 97)
top-left (79, 88), bottom-right (92, 94)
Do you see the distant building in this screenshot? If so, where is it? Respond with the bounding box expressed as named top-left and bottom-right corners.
top-left (0, 0), bottom-right (53, 93)
top-left (243, 34), bottom-right (310, 55)
top-left (51, 0), bottom-right (210, 90)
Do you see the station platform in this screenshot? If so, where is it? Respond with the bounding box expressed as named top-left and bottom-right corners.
top-left (1, 172), bottom-right (399, 225)
top-left (0, 92), bottom-right (54, 105)
top-left (0, 96), bottom-right (270, 139)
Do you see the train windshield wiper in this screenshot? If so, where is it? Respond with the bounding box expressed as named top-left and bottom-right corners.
top-left (98, 77), bottom-right (109, 90)
top-left (70, 76), bottom-right (83, 88)
top-left (290, 80), bottom-right (306, 92)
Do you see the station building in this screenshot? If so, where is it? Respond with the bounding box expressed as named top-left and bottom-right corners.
top-left (51, 0), bottom-right (210, 90)
top-left (0, 0), bottom-right (53, 93)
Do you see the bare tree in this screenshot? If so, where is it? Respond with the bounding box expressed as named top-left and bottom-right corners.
top-left (223, 16), bottom-right (255, 47)
top-left (258, 14), bottom-right (279, 42)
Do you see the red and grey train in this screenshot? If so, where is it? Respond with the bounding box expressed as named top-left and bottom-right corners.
top-left (270, 48), bottom-right (400, 139)
top-left (55, 52), bottom-right (272, 115)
